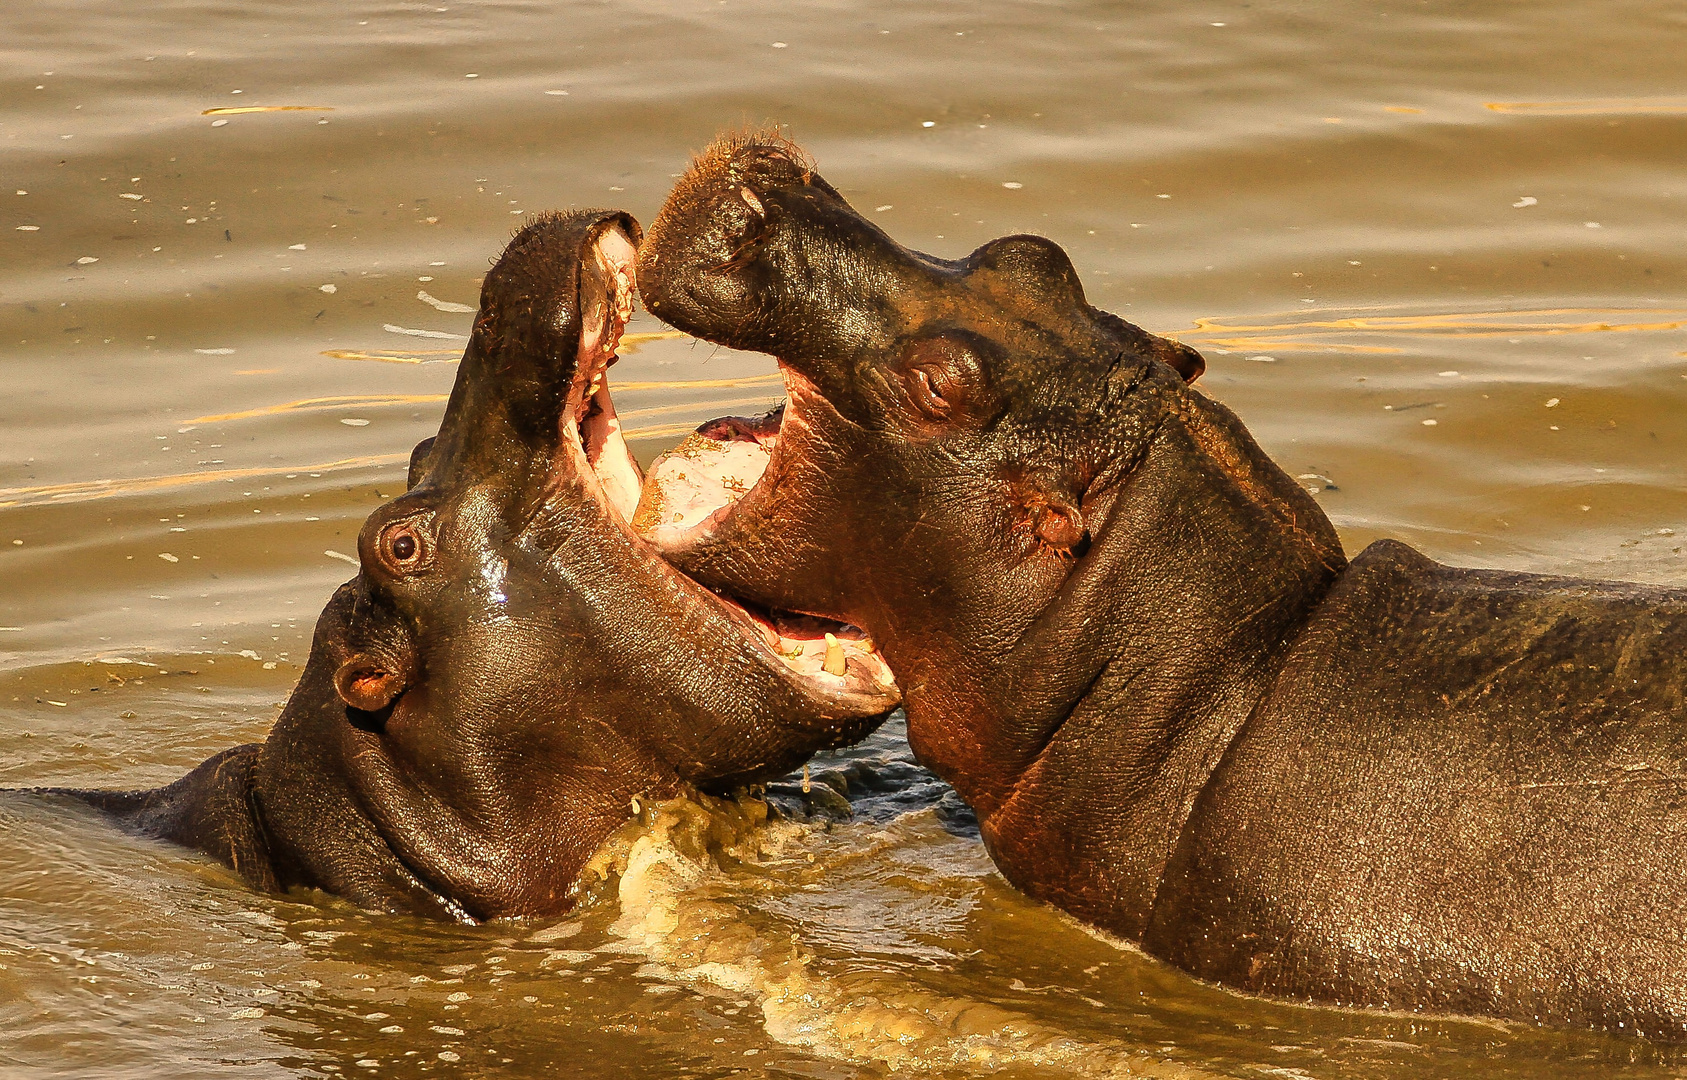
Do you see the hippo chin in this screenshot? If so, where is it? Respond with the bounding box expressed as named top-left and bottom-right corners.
top-left (633, 133), bottom-right (1687, 1038)
top-left (35, 209), bottom-right (896, 922)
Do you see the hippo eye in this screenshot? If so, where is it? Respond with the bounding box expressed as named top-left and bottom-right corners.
top-left (898, 335), bottom-right (985, 424)
top-left (907, 365), bottom-right (955, 420)
top-left (379, 522), bottom-right (429, 572)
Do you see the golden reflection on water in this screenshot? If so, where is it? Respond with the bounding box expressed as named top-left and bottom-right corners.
top-left (201, 106), bottom-right (336, 116)
top-left (321, 349), bottom-right (460, 364)
top-left (0, 455), bottom-right (409, 509)
top-left (612, 372), bottom-right (784, 391)
top-left (610, 330), bottom-right (692, 352)
top-left (186, 394), bottom-right (449, 426)
top-left (614, 394), bottom-right (781, 423)
top-left (185, 375), bottom-right (782, 428)
top-left (0, 394), bottom-right (785, 509)
top-left (1485, 97), bottom-right (1687, 115)
top-left (1183, 307), bottom-right (1687, 353)
top-left (322, 332), bottom-right (687, 366)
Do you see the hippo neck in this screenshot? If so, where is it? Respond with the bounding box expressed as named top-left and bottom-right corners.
top-left (893, 387), bottom-right (1346, 937)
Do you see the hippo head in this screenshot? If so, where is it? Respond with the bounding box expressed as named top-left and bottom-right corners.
top-left (249, 209), bottom-right (897, 919)
top-left (634, 135), bottom-right (1342, 795)
top-left (633, 135), bottom-right (1214, 669)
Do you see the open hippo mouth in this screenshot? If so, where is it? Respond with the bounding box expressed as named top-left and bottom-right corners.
top-left (628, 401), bottom-right (879, 680)
top-left (573, 228), bottom-right (895, 695)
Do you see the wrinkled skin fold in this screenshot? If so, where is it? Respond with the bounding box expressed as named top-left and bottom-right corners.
top-left (635, 131), bottom-right (1687, 1039)
top-left (22, 209), bottom-right (897, 921)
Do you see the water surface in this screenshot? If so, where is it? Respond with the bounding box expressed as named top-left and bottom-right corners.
top-left (3, 0), bottom-right (1685, 1076)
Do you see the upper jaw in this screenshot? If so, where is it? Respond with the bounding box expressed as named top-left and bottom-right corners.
top-left (637, 134), bottom-right (817, 348)
top-left (557, 226), bottom-right (643, 522)
top-left (640, 142), bottom-right (923, 406)
top-left (623, 362), bottom-right (897, 700)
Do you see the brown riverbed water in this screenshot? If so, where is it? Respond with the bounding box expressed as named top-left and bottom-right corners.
top-left (2, 1), bottom-right (1685, 1076)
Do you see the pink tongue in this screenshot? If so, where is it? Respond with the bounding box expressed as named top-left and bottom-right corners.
top-left (632, 431), bottom-right (773, 535)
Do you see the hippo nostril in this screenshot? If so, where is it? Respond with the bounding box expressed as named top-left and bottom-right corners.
top-left (334, 657), bottom-right (405, 713)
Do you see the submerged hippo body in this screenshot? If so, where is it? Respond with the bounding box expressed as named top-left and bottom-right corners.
top-left (35, 209), bottom-right (896, 921)
top-left (633, 134), bottom-right (1687, 1037)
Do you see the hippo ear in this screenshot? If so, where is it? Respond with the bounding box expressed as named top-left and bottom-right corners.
top-left (1092, 309), bottom-right (1205, 384)
top-left (1159, 339), bottom-right (1206, 383)
top-left (406, 437), bottom-right (437, 491)
top-left (1033, 495), bottom-right (1089, 557)
top-left (1011, 479), bottom-right (1091, 559)
top-left (334, 656), bottom-right (407, 713)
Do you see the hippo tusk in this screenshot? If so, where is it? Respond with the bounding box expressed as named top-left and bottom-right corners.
top-left (823, 633), bottom-right (846, 676)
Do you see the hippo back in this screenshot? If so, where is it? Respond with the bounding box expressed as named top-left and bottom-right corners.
top-left (1147, 538), bottom-right (1687, 1038)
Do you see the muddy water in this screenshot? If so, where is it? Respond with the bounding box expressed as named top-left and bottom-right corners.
top-left (2, 0), bottom-right (1684, 1075)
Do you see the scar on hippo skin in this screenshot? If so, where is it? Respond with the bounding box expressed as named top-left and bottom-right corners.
top-left (636, 131), bottom-right (1687, 1040)
top-left (17, 207), bottom-right (897, 921)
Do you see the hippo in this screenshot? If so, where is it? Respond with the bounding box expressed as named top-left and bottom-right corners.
top-left (29, 209), bottom-right (896, 921)
top-left (631, 133), bottom-right (1687, 1038)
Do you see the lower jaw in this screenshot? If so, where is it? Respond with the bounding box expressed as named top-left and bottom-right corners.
top-left (726, 598), bottom-right (888, 684)
top-left (574, 377), bottom-right (643, 521)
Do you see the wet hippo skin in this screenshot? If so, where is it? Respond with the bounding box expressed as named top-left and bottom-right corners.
top-left (25, 209), bottom-right (897, 921)
top-left (633, 133), bottom-right (1687, 1038)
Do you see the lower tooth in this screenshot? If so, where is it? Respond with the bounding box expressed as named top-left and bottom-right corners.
top-left (823, 633), bottom-right (846, 676)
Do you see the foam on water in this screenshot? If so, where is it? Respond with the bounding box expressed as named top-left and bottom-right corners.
top-left (575, 790), bottom-right (1217, 1078)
